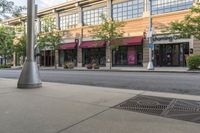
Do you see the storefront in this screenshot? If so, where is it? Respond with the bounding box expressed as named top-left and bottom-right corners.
top-left (80, 40), bottom-right (106, 66)
top-left (112, 36), bottom-right (143, 66)
top-left (58, 42), bottom-right (77, 66)
top-left (40, 50), bottom-right (55, 67)
top-left (153, 34), bottom-right (191, 67)
top-left (0, 56), bottom-right (3, 65)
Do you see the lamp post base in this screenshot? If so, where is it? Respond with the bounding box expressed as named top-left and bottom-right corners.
top-left (17, 60), bottom-right (42, 89)
top-left (147, 61), bottom-right (154, 70)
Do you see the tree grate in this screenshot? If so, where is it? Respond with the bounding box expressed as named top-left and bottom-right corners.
top-left (113, 95), bottom-right (200, 124)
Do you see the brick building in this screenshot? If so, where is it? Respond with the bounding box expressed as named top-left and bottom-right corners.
top-left (2, 0), bottom-right (200, 68)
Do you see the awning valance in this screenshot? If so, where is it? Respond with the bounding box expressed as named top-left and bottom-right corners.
top-left (59, 43), bottom-right (77, 50)
top-left (122, 36), bottom-right (143, 46)
top-left (80, 40), bottom-right (106, 48)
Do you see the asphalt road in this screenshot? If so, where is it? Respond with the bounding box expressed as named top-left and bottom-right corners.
top-left (0, 69), bottom-right (200, 95)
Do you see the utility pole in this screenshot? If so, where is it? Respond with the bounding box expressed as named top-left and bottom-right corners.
top-left (17, 0), bottom-right (42, 88)
top-left (147, 0), bottom-right (154, 70)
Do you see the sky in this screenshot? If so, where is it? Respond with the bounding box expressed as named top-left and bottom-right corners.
top-left (11, 0), bottom-right (66, 10)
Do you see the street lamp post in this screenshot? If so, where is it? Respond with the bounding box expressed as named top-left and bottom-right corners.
top-left (17, 0), bottom-right (42, 88)
top-left (147, 0), bottom-right (154, 70)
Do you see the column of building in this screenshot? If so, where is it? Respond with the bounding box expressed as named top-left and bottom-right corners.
top-left (77, 5), bottom-right (83, 68)
top-left (142, 0), bottom-right (150, 68)
top-left (106, 0), bottom-right (112, 69)
top-left (55, 11), bottom-right (60, 68)
top-left (193, 0), bottom-right (200, 54)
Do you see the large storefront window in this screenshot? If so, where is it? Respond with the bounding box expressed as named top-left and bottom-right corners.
top-left (40, 50), bottom-right (55, 66)
top-left (154, 43), bottom-right (189, 67)
top-left (63, 49), bottom-right (77, 65)
top-left (82, 48), bottom-right (106, 66)
top-left (112, 0), bottom-right (144, 21)
top-left (150, 0), bottom-right (194, 15)
top-left (112, 46), bottom-right (143, 66)
top-left (59, 50), bottom-right (77, 67)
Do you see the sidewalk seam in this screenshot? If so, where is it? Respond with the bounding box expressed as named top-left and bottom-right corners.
top-left (55, 108), bottom-right (111, 133)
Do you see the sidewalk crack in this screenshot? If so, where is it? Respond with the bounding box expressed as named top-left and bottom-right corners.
top-left (55, 108), bottom-right (111, 133)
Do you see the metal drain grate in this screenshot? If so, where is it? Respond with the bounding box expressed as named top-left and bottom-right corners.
top-left (115, 95), bottom-right (173, 115)
top-left (113, 95), bottom-right (200, 124)
top-left (166, 100), bottom-right (200, 123)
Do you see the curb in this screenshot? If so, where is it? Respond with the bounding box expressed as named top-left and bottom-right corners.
top-left (1, 68), bottom-right (200, 74)
top-left (39, 68), bottom-right (200, 74)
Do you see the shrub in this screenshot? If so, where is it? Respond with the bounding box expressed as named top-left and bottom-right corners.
top-left (187, 55), bottom-right (200, 70)
top-left (0, 64), bottom-right (12, 69)
top-left (92, 63), bottom-right (100, 69)
top-left (86, 64), bottom-right (92, 69)
top-left (64, 62), bottom-right (75, 69)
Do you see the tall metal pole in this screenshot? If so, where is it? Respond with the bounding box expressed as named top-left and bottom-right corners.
top-left (17, 0), bottom-right (42, 88)
top-left (147, 0), bottom-right (154, 70)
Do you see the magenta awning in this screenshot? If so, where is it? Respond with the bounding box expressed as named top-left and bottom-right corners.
top-left (59, 43), bottom-right (77, 50)
top-left (80, 40), bottom-right (106, 48)
top-left (122, 36), bottom-right (143, 46)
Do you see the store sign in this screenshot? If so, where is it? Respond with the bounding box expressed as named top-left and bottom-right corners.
top-left (127, 47), bottom-right (137, 65)
top-left (153, 35), bottom-right (183, 42)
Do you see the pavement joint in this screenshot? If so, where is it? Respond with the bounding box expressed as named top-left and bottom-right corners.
top-left (55, 108), bottom-right (111, 133)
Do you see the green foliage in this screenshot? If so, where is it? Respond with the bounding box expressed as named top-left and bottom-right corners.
top-left (37, 16), bottom-right (63, 68)
top-left (37, 16), bottom-right (63, 50)
top-left (0, 63), bottom-right (12, 68)
top-left (90, 14), bottom-right (125, 47)
top-left (0, 0), bottom-right (26, 20)
top-left (168, 3), bottom-right (200, 40)
top-left (13, 24), bottom-right (26, 58)
top-left (14, 35), bottom-right (26, 57)
top-left (64, 62), bottom-right (75, 69)
top-left (187, 55), bottom-right (200, 70)
top-left (0, 25), bottom-right (15, 64)
top-left (92, 63), bottom-right (99, 69)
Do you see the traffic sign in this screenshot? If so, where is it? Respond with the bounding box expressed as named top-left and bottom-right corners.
top-left (148, 44), bottom-right (154, 49)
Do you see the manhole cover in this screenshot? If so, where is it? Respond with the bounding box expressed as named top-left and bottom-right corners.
top-left (113, 95), bottom-right (200, 124)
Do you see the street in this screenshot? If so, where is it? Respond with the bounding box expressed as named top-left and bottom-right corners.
top-left (0, 69), bottom-right (200, 95)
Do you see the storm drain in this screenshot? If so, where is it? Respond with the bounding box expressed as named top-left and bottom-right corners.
top-left (113, 95), bottom-right (200, 124)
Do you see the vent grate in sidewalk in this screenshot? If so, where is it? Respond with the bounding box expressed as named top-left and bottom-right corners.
top-left (113, 95), bottom-right (200, 124)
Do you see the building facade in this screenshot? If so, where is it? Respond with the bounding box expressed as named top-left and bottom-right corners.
top-left (3, 0), bottom-right (200, 68)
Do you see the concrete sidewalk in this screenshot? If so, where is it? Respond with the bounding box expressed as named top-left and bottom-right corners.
top-left (0, 78), bottom-right (200, 133)
top-left (9, 66), bottom-right (200, 73)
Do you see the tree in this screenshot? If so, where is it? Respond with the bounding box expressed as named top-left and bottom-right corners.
top-left (167, 3), bottom-right (200, 40)
top-left (90, 14), bottom-right (125, 69)
top-left (13, 25), bottom-right (26, 65)
top-left (0, 25), bottom-right (15, 65)
top-left (37, 16), bottom-right (63, 68)
top-left (0, 0), bottom-right (26, 20)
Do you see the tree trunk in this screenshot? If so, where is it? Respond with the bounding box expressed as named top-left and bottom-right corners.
top-left (109, 47), bottom-right (112, 70)
top-left (44, 50), bottom-right (46, 67)
top-left (107, 41), bottom-right (112, 70)
top-left (4, 55), bottom-right (7, 65)
top-left (54, 50), bottom-right (57, 69)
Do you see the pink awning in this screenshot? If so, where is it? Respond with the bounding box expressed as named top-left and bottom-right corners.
top-left (80, 40), bottom-right (106, 48)
top-left (59, 43), bottom-right (77, 49)
top-left (122, 36), bottom-right (143, 46)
